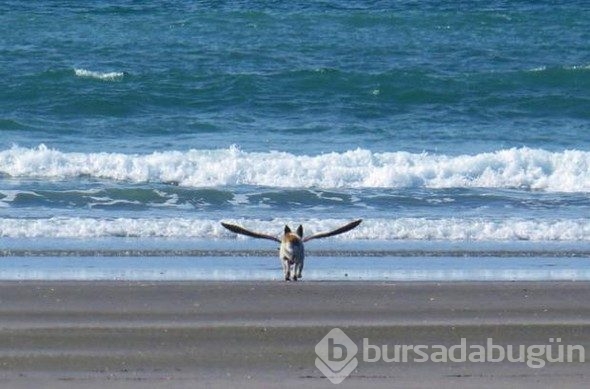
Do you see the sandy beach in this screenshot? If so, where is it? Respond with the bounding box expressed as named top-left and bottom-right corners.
top-left (0, 281), bottom-right (588, 388)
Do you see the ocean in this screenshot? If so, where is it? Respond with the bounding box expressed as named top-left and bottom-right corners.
top-left (1, 1), bottom-right (589, 280)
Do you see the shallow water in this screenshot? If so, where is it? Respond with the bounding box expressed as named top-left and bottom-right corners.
top-left (2, 255), bottom-right (590, 282)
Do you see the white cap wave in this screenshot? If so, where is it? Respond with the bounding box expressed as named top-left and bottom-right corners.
top-left (0, 145), bottom-right (589, 192)
top-left (0, 217), bottom-right (588, 241)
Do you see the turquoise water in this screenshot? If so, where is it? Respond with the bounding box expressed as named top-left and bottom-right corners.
top-left (2, 2), bottom-right (589, 154)
top-left (1, 2), bottom-right (589, 279)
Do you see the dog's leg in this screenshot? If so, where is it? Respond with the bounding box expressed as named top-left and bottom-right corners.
top-left (290, 259), bottom-right (299, 281)
top-left (296, 259), bottom-right (303, 279)
top-left (291, 259), bottom-right (299, 281)
top-left (282, 258), bottom-right (290, 281)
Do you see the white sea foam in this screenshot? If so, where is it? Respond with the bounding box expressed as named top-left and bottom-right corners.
top-left (529, 66), bottom-right (547, 72)
top-left (566, 64), bottom-right (590, 71)
top-left (1, 145), bottom-right (589, 192)
top-left (74, 68), bottom-right (125, 81)
top-left (0, 217), bottom-right (588, 241)
top-left (529, 64), bottom-right (590, 72)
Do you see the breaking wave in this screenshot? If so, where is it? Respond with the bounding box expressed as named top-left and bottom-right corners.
top-left (1, 145), bottom-right (589, 192)
top-left (0, 217), bottom-right (588, 241)
top-left (74, 68), bottom-right (125, 81)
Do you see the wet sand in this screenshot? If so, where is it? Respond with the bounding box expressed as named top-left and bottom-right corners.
top-left (0, 281), bottom-right (588, 388)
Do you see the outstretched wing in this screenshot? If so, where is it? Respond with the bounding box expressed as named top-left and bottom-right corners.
top-left (302, 219), bottom-right (362, 242)
top-left (221, 222), bottom-right (281, 243)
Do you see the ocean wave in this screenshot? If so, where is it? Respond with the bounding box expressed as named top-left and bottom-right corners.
top-left (0, 145), bottom-right (589, 192)
top-left (0, 217), bottom-right (588, 241)
top-left (529, 64), bottom-right (590, 73)
top-left (74, 68), bottom-right (125, 81)
top-left (0, 145), bottom-right (590, 192)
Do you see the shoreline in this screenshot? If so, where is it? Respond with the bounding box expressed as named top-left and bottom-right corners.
top-left (0, 281), bottom-right (588, 388)
top-left (2, 255), bottom-right (590, 282)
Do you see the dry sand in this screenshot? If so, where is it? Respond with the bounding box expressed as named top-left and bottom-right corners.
top-left (0, 281), bottom-right (588, 388)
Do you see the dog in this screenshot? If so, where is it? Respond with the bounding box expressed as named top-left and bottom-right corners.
top-left (221, 219), bottom-right (362, 281)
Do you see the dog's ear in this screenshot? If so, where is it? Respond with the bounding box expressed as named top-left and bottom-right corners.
top-left (296, 225), bottom-right (303, 238)
top-left (284, 225), bottom-right (291, 234)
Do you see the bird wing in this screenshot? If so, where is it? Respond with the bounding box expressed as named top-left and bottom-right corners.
top-left (302, 219), bottom-right (362, 242)
top-left (221, 222), bottom-right (281, 243)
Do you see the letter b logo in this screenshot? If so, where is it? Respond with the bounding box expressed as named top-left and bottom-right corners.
top-left (328, 337), bottom-right (348, 361)
top-left (315, 328), bottom-right (358, 384)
